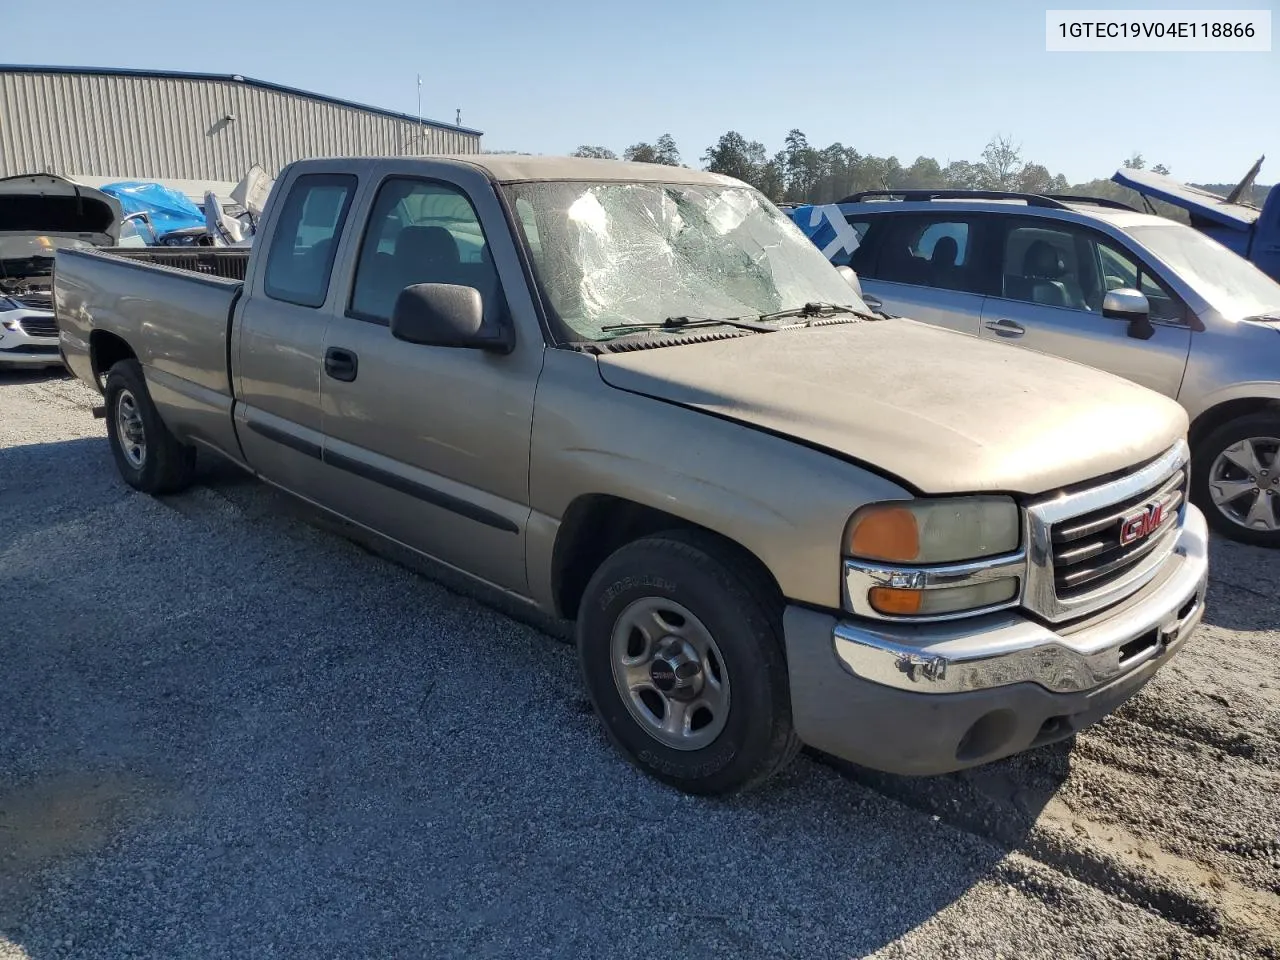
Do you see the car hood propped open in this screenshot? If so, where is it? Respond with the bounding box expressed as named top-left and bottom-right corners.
top-left (0, 173), bottom-right (121, 246)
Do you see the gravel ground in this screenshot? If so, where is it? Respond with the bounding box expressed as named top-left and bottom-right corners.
top-left (1, 370), bottom-right (1277, 959)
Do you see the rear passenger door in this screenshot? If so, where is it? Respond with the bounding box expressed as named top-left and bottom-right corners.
top-left (233, 167), bottom-right (360, 498)
top-left (979, 218), bottom-right (1192, 397)
top-left (856, 213), bottom-right (996, 336)
top-left (316, 166), bottom-right (545, 594)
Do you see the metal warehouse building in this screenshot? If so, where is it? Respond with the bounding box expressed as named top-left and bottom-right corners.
top-left (0, 65), bottom-right (482, 186)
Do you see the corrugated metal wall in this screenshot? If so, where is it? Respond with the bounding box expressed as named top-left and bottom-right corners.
top-left (0, 71), bottom-right (480, 181)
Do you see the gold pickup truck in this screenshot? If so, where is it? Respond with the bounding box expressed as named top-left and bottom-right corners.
top-left (53, 155), bottom-right (1209, 794)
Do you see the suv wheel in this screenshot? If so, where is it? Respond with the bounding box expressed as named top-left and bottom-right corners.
top-left (576, 530), bottom-right (800, 795)
top-left (1192, 413), bottom-right (1280, 547)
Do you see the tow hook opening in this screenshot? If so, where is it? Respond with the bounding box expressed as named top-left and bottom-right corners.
top-left (1118, 628), bottom-right (1160, 666)
top-left (955, 709), bottom-right (1018, 763)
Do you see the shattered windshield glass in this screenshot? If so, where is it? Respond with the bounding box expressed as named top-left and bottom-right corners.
top-left (504, 180), bottom-right (865, 341)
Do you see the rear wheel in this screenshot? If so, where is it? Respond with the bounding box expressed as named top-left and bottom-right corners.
top-left (576, 530), bottom-right (800, 795)
top-left (1192, 413), bottom-right (1280, 548)
top-left (103, 359), bottom-right (196, 495)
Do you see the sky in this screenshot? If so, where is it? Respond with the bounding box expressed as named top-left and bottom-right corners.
top-left (4, 0), bottom-right (1277, 185)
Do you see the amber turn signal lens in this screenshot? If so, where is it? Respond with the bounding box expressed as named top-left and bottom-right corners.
top-left (867, 587), bottom-right (924, 615)
top-left (848, 506), bottom-right (920, 563)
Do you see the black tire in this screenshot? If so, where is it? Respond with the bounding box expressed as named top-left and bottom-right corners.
top-left (103, 359), bottom-right (196, 495)
top-left (576, 530), bottom-right (801, 795)
top-left (1191, 412), bottom-right (1280, 548)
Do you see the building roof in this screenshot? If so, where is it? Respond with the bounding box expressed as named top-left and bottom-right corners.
top-left (0, 64), bottom-right (482, 137)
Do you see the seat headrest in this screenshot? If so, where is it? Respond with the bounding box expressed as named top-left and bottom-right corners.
top-left (931, 236), bottom-right (959, 267)
top-left (1024, 240), bottom-right (1064, 278)
top-left (395, 225), bottom-right (459, 264)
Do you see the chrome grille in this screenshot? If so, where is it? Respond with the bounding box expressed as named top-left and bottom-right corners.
top-left (1051, 467), bottom-right (1186, 599)
top-left (1024, 442), bottom-right (1190, 623)
top-left (15, 290), bottom-right (53, 310)
top-left (17, 315), bottom-right (58, 338)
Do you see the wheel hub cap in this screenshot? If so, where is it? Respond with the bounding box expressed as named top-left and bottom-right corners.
top-left (1208, 436), bottom-right (1280, 532)
top-left (609, 597), bottom-right (731, 752)
top-left (648, 639), bottom-right (704, 697)
top-left (115, 389), bottom-right (147, 468)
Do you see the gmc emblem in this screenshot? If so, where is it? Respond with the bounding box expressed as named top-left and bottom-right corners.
top-left (1120, 502), bottom-right (1165, 546)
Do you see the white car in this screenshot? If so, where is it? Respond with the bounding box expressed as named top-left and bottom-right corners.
top-left (0, 174), bottom-right (125, 370)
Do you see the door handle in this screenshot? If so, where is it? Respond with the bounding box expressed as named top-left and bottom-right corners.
top-left (862, 294), bottom-right (884, 311)
top-left (324, 347), bottom-right (358, 382)
top-left (984, 318), bottom-right (1025, 337)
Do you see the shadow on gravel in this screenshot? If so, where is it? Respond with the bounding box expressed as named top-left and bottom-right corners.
top-left (0, 464), bottom-right (1072, 959)
top-left (1199, 535), bottom-right (1280, 633)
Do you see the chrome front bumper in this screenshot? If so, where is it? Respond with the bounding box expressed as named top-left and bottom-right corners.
top-left (831, 504), bottom-right (1208, 696)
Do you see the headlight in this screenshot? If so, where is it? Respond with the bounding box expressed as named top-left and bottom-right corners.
top-left (844, 496), bottom-right (1020, 564)
top-left (844, 497), bottom-right (1023, 619)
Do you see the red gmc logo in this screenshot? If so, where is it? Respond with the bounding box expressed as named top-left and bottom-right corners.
top-left (1120, 502), bottom-right (1165, 546)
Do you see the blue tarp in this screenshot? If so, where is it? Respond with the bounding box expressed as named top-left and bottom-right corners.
top-left (786, 203), bottom-right (863, 266)
top-left (99, 180), bottom-right (206, 239)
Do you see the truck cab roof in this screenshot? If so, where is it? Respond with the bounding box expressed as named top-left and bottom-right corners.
top-left (288, 154), bottom-right (745, 188)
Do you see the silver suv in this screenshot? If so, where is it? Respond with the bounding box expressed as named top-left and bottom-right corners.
top-left (796, 190), bottom-right (1280, 547)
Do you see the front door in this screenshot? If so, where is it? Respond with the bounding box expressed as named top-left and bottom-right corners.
top-left (979, 218), bottom-right (1192, 398)
top-left (316, 167), bottom-right (544, 595)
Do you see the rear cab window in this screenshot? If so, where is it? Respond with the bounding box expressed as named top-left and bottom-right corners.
top-left (263, 174), bottom-right (357, 308)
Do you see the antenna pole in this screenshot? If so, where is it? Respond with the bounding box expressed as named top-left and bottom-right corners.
top-left (416, 74), bottom-right (424, 153)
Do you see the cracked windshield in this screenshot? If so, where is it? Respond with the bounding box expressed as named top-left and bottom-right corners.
top-left (506, 181), bottom-right (863, 340)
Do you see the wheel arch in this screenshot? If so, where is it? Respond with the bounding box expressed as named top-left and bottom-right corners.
top-left (550, 494), bottom-right (784, 622)
top-left (1188, 396), bottom-right (1280, 453)
top-left (88, 330), bottom-right (138, 393)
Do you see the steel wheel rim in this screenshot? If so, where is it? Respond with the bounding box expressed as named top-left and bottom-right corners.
top-left (609, 597), bottom-right (731, 752)
top-left (1208, 436), bottom-right (1280, 532)
top-left (115, 389), bottom-right (147, 468)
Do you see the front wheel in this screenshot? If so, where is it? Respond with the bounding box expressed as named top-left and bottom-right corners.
top-left (1192, 413), bottom-right (1280, 548)
top-left (103, 359), bottom-right (196, 495)
top-left (576, 531), bottom-right (800, 795)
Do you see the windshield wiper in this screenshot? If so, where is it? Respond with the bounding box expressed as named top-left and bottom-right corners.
top-left (754, 302), bottom-right (877, 324)
top-left (600, 315), bottom-right (778, 336)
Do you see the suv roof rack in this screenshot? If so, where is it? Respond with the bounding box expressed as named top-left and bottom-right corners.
top-left (1043, 194), bottom-right (1139, 212)
top-left (836, 189), bottom-right (1072, 208)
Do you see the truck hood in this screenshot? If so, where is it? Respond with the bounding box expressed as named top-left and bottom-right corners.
top-left (596, 320), bottom-right (1188, 496)
top-left (1112, 167), bottom-right (1258, 232)
top-left (0, 173), bottom-right (120, 247)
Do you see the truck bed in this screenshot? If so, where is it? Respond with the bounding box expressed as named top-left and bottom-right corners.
top-left (54, 246), bottom-right (244, 456)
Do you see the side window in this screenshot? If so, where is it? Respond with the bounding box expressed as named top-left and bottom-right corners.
top-left (1001, 224), bottom-right (1091, 310)
top-left (1095, 240), bottom-right (1187, 323)
top-left (263, 174), bottom-right (356, 308)
top-left (349, 178), bottom-right (502, 325)
top-left (829, 219), bottom-right (870, 268)
top-left (876, 216), bottom-right (984, 293)
top-left (1001, 222), bottom-right (1188, 323)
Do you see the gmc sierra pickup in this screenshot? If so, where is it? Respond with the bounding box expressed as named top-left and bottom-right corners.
top-left (54, 155), bottom-right (1209, 795)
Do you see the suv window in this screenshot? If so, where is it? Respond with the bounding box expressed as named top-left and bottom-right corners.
top-left (1096, 243), bottom-right (1186, 323)
top-left (263, 174), bottom-right (356, 308)
top-left (876, 216), bottom-right (986, 293)
top-left (829, 219), bottom-right (870, 268)
top-left (349, 178), bottom-right (502, 324)
top-left (1001, 222), bottom-right (1186, 322)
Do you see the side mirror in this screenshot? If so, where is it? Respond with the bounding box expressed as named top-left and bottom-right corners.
top-left (390, 283), bottom-right (511, 353)
top-left (1102, 288), bottom-right (1154, 340)
top-left (835, 264), bottom-right (864, 300)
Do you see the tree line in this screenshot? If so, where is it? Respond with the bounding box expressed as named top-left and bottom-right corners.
top-left (568, 131), bottom-right (1195, 211)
